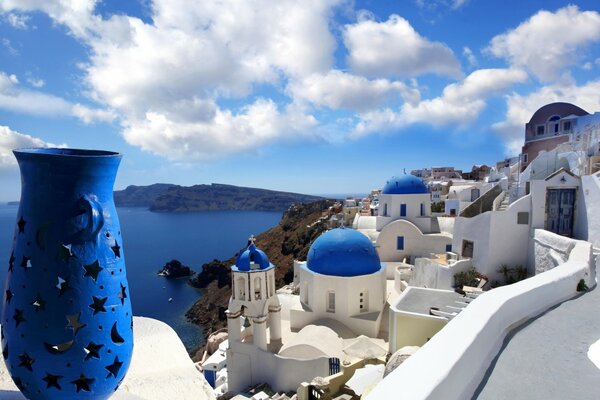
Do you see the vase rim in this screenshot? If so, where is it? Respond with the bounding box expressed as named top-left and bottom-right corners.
top-left (13, 147), bottom-right (121, 158)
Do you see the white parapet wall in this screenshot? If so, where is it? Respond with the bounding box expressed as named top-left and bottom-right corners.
top-left (367, 230), bottom-right (595, 400)
top-left (0, 317), bottom-right (216, 400)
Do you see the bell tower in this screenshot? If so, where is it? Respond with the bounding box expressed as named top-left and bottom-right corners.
top-left (226, 236), bottom-right (281, 351)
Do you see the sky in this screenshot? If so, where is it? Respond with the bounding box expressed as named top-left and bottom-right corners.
top-left (0, 0), bottom-right (599, 200)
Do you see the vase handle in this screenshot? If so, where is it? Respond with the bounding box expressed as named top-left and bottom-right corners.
top-left (77, 195), bottom-right (105, 241)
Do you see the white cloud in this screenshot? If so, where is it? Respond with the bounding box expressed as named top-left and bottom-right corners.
top-left (122, 99), bottom-right (318, 160)
top-left (0, 125), bottom-right (60, 167)
top-left (287, 70), bottom-right (420, 112)
top-left (71, 103), bottom-right (116, 124)
top-left (0, 71), bottom-right (114, 123)
top-left (451, 0), bottom-right (469, 9)
top-left (493, 78), bottom-right (600, 154)
top-left (1, 37), bottom-right (17, 55)
top-left (5, 12), bottom-right (29, 29)
top-left (0, 0), bottom-right (99, 38)
top-left (354, 68), bottom-right (528, 136)
top-left (488, 5), bottom-right (600, 81)
top-left (72, 0), bottom-right (343, 159)
top-left (26, 76), bottom-right (44, 88)
top-left (463, 46), bottom-right (477, 68)
top-left (344, 14), bottom-right (462, 79)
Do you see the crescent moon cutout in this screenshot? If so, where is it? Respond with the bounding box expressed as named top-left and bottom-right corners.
top-left (111, 322), bottom-right (125, 344)
top-left (44, 340), bottom-right (74, 354)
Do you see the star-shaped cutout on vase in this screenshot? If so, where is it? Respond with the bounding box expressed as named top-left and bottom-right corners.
top-left (42, 373), bottom-right (63, 390)
top-left (111, 240), bottom-right (121, 258)
top-left (105, 356), bottom-right (123, 378)
top-left (56, 276), bottom-right (70, 296)
top-left (18, 352), bottom-right (34, 372)
top-left (8, 252), bottom-right (15, 272)
top-left (71, 374), bottom-right (94, 393)
top-left (17, 217), bottom-right (26, 233)
top-left (84, 341), bottom-right (104, 360)
top-left (5, 289), bottom-right (13, 304)
top-left (83, 260), bottom-right (102, 282)
top-left (13, 309), bottom-right (25, 326)
top-left (20, 256), bottom-right (32, 271)
top-left (117, 283), bottom-right (127, 305)
top-left (32, 294), bottom-right (46, 312)
top-left (58, 244), bottom-right (75, 262)
top-left (66, 313), bottom-right (86, 336)
top-left (89, 296), bottom-right (107, 315)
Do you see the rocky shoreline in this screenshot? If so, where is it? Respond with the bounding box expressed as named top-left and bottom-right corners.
top-left (185, 199), bottom-right (335, 358)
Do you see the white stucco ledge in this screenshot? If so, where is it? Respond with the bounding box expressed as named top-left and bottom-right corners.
top-left (588, 338), bottom-right (600, 370)
top-left (366, 232), bottom-right (596, 400)
top-left (0, 316), bottom-right (216, 400)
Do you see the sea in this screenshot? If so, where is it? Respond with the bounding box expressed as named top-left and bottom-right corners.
top-left (0, 204), bottom-right (282, 352)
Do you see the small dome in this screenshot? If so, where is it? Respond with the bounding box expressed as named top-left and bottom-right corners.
top-left (307, 229), bottom-right (381, 277)
top-left (382, 175), bottom-right (428, 195)
top-left (235, 243), bottom-right (271, 271)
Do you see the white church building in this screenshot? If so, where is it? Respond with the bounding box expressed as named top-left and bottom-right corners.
top-left (355, 175), bottom-right (452, 276)
top-left (225, 230), bottom-right (390, 394)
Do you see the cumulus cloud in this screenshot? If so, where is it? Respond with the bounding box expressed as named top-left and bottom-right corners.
top-left (493, 78), bottom-right (600, 154)
top-left (0, 71), bottom-right (115, 123)
top-left (0, 125), bottom-right (61, 167)
top-left (354, 68), bottom-right (528, 136)
top-left (0, 0), bottom-right (99, 38)
top-left (287, 70), bottom-right (420, 112)
top-left (344, 14), bottom-right (462, 79)
top-left (488, 5), bottom-right (600, 81)
top-left (62, 0), bottom-right (342, 159)
top-left (122, 99), bottom-right (318, 160)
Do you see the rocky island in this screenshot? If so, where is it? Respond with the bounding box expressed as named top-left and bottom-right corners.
top-left (157, 259), bottom-right (195, 279)
top-left (114, 182), bottom-right (323, 212)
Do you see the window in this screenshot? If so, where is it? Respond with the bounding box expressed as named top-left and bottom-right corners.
top-left (517, 212), bottom-right (530, 225)
top-left (563, 120), bottom-right (571, 131)
top-left (397, 236), bottom-right (404, 250)
top-left (327, 291), bottom-right (335, 313)
top-left (400, 204), bottom-right (407, 217)
top-left (359, 290), bottom-right (369, 313)
top-left (237, 277), bottom-right (246, 301)
top-left (383, 203), bottom-right (388, 217)
top-left (554, 123), bottom-right (559, 133)
top-left (420, 203), bottom-right (425, 216)
top-left (462, 240), bottom-right (474, 258)
top-left (254, 277), bottom-right (262, 300)
top-left (537, 125), bottom-right (545, 135)
top-left (522, 153), bottom-right (528, 163)
top-left (446, 244), bottom-right (452, 252)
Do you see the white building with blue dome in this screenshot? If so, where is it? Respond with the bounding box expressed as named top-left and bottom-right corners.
top-left (355, 175), bottom-right (452, 276)
top-left (290, 228), bottom-right (386, 338)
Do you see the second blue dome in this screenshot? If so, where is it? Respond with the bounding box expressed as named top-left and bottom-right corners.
top-left (382, 175), bottom-right (428, 195)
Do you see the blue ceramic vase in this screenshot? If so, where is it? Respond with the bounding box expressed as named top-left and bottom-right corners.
top-left (2, 148), bottom-right (133, 399)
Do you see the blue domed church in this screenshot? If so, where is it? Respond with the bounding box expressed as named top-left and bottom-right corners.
top-left (290, 228), bottom-right (386, 338)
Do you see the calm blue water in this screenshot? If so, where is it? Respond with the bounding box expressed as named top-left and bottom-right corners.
top-left (0, 204), bottom-right (281, 351)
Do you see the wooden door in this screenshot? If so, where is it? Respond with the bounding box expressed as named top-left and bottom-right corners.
top-left (546, 189), bottom-right (576, 237)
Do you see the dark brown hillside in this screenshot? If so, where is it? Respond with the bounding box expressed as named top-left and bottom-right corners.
top-left (185, 199), bottom-right (335, 349)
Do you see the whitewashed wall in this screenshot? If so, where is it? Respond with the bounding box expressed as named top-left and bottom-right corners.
top-left (452, 194), bottom-right (530, 281)
top-left (376, 193), bottom-right (432, 232)
top-left (376, 219), bottom-right (452, 269)
top-left (367, 231), bottom-right (595, 400)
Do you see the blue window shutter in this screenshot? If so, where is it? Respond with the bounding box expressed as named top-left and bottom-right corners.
top-left (397, 236), bottom-right (404, 250)
top-left (400, 204), bottom-right (406, 217)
